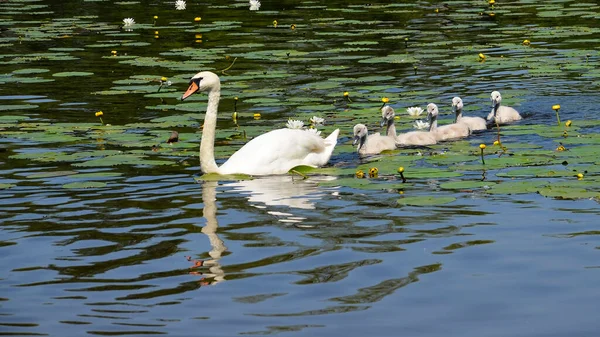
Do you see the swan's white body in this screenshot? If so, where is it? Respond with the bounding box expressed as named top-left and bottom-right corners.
top-left (427, 103), bottom-right (471, 141)
top-left (487, 91), bottom-right (522, 124)
top-left (452, 97), bottom-right (487, 132)
top-left (182, 71), bottom-right (339, 176)
top-left (380, 106), bottom-right (437, 146)
top-left (353, 123), bottom-right (396, 155)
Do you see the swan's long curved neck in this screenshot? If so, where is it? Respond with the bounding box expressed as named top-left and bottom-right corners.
top-left (454, 108), bottom-right (463, 122)
top-left (428, 116), bottom-right (438, 131)
top-left (200, 88), bottom-right (221, 174)
top-left (385, 119), bottom-right (397, 138)
top-left (492, 103), bottom-right (500, 117)
top-left (357, 134), bottom-right (367, 152)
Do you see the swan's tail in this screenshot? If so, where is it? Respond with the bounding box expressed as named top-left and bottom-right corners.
top-left (324, 129), bottom-right (340, 149)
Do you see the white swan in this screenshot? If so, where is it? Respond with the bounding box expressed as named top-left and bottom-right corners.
top-left (181, 71), bottom-right (340, 175)
top-left (452, 97), bottom-right (487, 132)
top-left (380, 106), bottom-right (436, 146)
top-left (487, 91), bottom-right (522, 125)
top-left (427, 103), bottom-right (471, 141)
top-left (353, 123), bottom-right (396, 155)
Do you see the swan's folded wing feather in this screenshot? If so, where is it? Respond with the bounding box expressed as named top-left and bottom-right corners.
top-left (218, 129), bottom-right (330, 175)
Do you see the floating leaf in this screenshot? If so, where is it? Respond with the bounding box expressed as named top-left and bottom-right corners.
top-left (62, 181), bottom-right (107, 189)
top-left (397, 196), bottom-right (457, 206)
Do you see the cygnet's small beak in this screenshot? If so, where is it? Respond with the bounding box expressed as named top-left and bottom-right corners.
top-left (352, 135), bottom-right (360, 146)
top-left (380, 117), bottom-right (388, 127)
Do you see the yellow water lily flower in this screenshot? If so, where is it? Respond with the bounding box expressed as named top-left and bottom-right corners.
top-left (356, 170), bottom-right (365, 179)
top-left (556, 144), bottom-right (566, 151)
top-left (565, 120), bottom-right (572, 127)
top-left (253, 113), bottom-right (261, 119)
top-left (397, 167), bottom-right (404, 173)
top-left (478, 53), bottom-right (486, 61)
top-left (552, 104), bottom-right (561, 111)
top-left (194, 17), bottom-right (201, 22)
top-left (523, 39), bottom-right (531, 46)
top-left (489, 0), bottom-right (495, 5)
top-left (111, 50), bottom-right (117, 56)
top-left (290, 24), bottom-right (296, 30)
top-left (343, 91), bottom-right (349, 97)
top-left (577, 173), bottom-right (584, 179)
top-left (369, 167), bottom-right (379, 178)
top-left (493, 140), bottom-right (500, 146)
top-left (381, 97), bottom-right (389, 103)
top-left (273, 20), bottom-right (278, 28)
top-left (95, 111), bottom-right (103, 117)
top-left (154, 15), bottom-right (158, 19)
top-left (479, 144), bottom-right (486, 149)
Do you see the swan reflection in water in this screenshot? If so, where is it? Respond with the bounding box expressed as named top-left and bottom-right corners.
top-left (190, 176), bottom-right (337, 285)
top-left (224, 175), bottom-right (337, 223)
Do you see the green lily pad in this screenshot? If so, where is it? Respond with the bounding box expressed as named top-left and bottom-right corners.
top-left (397, 196), bottom-right (457, 206)
top-left (0, 183), bottom-right (15, 190)
top-left (52, 72), bottom-right (94, 77)
top-left (62, 181), bottom-right (107, 189)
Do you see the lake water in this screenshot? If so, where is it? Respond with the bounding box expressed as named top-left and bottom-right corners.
top-left (1, 1), bottom-right (600, 336)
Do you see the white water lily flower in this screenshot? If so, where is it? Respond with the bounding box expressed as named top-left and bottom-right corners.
top-left (406, 106), bottom-right (424, 117)
top-left (309, 116), bottom-right (324, 126)
top-left (175, 0), bottom-right (186, 10)
top-left (413, 120), bottom-right (430, 130)
top-left (307, 128), bottom-right (322, 136)
top-left (249, 0), bottom-right (261, 10)
top-left (286, 119), bottom-right (304, 129)
top-left (123, 18), bottom-right (135, 26)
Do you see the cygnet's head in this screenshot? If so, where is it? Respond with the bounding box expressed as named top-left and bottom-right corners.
top-left (426, 103), bottom-right (439, 121)
top-left (182, 71), bottom-right (221, 100)
top-left (490, 91), bottom-right (502, 106)
top-left (352, 124), bottom-right (368, 147)
top-left (380, 106), bottom-right (395, 127)
top-left (452, 97), bottom-right (463, 112)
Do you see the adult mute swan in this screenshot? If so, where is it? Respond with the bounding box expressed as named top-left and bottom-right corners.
top-left (380, 106), bottom-right (436, 146)
top-left (181, 71), bottom-right (340, 175)
top-left (353, 123), bottom-right (396, 155)
top-left (452, 97), bottom-right (487, 132)
top-left (487, 91), bottom-right (522, 125)
top-left (427, 103), bottom-right (471, 141)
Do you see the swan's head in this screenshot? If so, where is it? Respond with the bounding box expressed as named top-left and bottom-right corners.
top-left (452, 97), bottom-right (463, 112)
top-left (426, 103), bottom-right (438, 122)
top-left (490, 91), bottom-right (502, 107)
top-left (181, 71), bottom-right (221, 101)
top-left (352, 124), bottom-right (368, 150)
top-left (380, 106), bottom-right (395, 127)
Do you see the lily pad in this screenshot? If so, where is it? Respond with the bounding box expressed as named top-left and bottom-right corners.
top-left (62, 181), bottom-right (107, 189)
top-left (397, 196), bottom-right (457, 206)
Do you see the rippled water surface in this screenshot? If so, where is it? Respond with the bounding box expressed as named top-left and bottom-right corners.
top-left (1, 0), bottom-right (600, 336)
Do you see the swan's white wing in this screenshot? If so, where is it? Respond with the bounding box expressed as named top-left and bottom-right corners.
top-left (218, 128), bottom-right (335, 175)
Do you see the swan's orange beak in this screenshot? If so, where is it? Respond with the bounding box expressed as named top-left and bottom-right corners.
top-left (182, 81), bottom-right (199, 101)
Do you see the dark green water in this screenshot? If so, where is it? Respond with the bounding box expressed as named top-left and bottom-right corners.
top-left (1, 1), bottom-right (600, 336)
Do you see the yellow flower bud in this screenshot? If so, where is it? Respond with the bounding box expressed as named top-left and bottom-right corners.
top-left (489, 0), bottom-right (495, 4)
top-left (111, 50), bottom-right (117, 55)
top-left (356, 170), bottom-right (365, 179)
top-left (479, 144), bottom-right (486, 150)
top-left (95, 111), bottom-right (103, 117)
top-left (552, 104), bottom-right (561, 111)
top-left (565, 120), bottom-right (572, 127)
top-left (522, 39), bottom-right (531, 46)
top-left (493, 140), bottom-right (500, 146)
top-left (273, 20), bottom-right (278, 27)
top-left (154, 15), bottom-right (158, 19)
top-left (194, 17), bottom-right (201, 22)
top-left (343, 91), bottom-right (349, 97)
top-left (253, 113), bottom-right (261, 119)
top-left (478, 53), bottom-right (486, 61)
top-left (290, 24), bottom-right (296, 30)
top-left (397, 167), bottom-right (404, 173)
top-left (577, 173), bottom-right (584, 179)
top-left (381, 97), bottom-right (389, 103)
